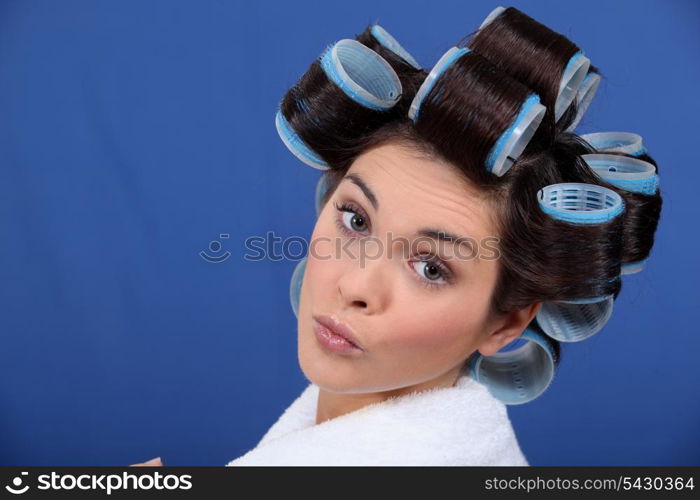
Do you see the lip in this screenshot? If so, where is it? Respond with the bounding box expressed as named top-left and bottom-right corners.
top-left (313, 315), bottom-right (364, 355)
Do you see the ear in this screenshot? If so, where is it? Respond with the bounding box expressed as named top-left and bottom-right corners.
top-left (476, 302), bottom-right (542, 357)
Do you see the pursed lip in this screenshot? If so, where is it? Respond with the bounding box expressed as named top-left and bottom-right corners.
top-left (313, 314), bottom-right (364, 351)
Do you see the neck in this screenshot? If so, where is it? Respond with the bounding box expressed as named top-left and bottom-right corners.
top-left (315, 367), bottom-right (463, 425)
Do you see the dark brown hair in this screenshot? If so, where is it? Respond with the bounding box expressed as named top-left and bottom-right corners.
top-left (464, 6), bottom-right (586, 139)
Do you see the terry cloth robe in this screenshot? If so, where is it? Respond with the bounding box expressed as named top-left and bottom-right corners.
top-left (226, 373), bottom-right (529, 466)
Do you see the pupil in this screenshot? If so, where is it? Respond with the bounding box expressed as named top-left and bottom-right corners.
top-left (352, 215), bottom-right (365, 230)
top-left (425, 264), bottom-right (439, 280)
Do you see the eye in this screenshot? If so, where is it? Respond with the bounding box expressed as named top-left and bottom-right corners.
top-left (334, 201), bottom-right (370, 235)
top-left (415, 260), bottom-right (442, 281)
top-left (343, 211), bottom-right (368, 233)
top-left (411, 258), bottom-right (451, 289)
top-left (418, 260), bottom-right (442, 280)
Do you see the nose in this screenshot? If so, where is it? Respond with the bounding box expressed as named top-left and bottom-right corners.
top-left (337, 249), bottom-right (387, 314)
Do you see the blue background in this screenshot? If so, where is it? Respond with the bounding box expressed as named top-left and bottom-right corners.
top-left (1, 0), bottom-right (698, 466)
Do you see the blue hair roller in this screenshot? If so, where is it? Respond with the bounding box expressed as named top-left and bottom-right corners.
top-left (469, 326), bottom-right (557, 405)
top-left (554, 52), bottom-right (591, 121)
top-left (535, 183), bottom-right (624, 341)
top-left (370, 24), bottom-right (422, 70)
top-left (478, 5), bottom-right (506, 30)
top-left (276, 39), bottom-right (402, 170)
top-left (537, 182), bottom-right (625, 225)
top-left (320, 39), bottom-right (402, 111)
top-left (408, 46), bottom-right (469, 123)
top-left (409, 46), bottom-right (546, 177)
top-left (536, 296), bottom-right (615, 343)
top-left (620, 258), bottom-right (648, 276)
top-left (580, 131), bottom-right (648, 157)
top-left (485, 93), bottom-right (546, 176)
top-left (275, 110), bottom-right (329, 170)
top-left (566, 71), bottom-right (601, 132)
top-left (582, 154), bottom-right (659, 196)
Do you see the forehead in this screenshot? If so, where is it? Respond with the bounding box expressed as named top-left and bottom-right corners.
top-left (344, 143), bottom-right (496, 240)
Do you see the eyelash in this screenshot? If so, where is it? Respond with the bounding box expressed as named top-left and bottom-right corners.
top-left (333, 200), bottom-right (453, 290)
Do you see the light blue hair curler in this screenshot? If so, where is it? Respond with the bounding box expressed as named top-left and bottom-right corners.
top-left (370, 24), bottom-right (422, 70)
top-left (536, 296), bottom-right (615, 343)
top-left (408, 46), bottom-right (468, 123)
top-left (580, 131), bottom-right (647, 157)
top-left (554, 52), bottom-right (591, 122)
top-left (408, 46), bottom-right (546, 177)
top-left (537, 182), bottom-right (624, 225)
top-left (565, 71), bottom-right (601, 132)
top-left (485, 93), bottom-right (546, 176)
top-left (582, 153), bottom-right (659, 276)
top-left (469, 326), bottom-right (557, 405)
top-left (275, 110), bottom-right (330, 170)
top-left (477, 5), bottom-right (591, 122)
top-left (582, 154), bottom-right (658, 196)
top-left (275, 38), bottom-right (402, 170)
top-left (620, 258), bottom-right (648, 276)
top-left (478, 5), bottom-right (506, 30)
top-left (535, 183), bottom-right (624, 342)
top-left (289, 256), bottom-right (307, 318)
top-left (320, 38), bottom-right (402, 111)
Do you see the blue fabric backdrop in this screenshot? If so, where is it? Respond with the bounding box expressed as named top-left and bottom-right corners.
top-left (1, 0), bottom-right (698, 465)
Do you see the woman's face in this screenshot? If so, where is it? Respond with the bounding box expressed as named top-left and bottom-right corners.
top-left (297, 142), bottom-right (513, 394)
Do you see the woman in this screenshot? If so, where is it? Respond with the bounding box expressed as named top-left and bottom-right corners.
top-left (135, 5), bottom-right (662, 466)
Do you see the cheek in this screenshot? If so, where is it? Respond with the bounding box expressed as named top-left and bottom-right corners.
top-left (389, 310), bottom-right (467, 351)
top-left (301, 222), bottom-right (339, 305)
top-left (384, 288), bottom-right (490, 353)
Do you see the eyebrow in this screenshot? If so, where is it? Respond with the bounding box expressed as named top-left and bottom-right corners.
top-left (345, 173), bottom-right (379, 211)
top-left (417, 229), bottom-right (474, 249)
top-left (342, 173), bottom-right (476, 250)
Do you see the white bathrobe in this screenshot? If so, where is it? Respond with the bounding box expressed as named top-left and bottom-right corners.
top-left (226, 373), bottom-right (529, 466)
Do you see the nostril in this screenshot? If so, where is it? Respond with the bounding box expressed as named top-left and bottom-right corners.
top-left (353, 300), bottom-right (368, 309)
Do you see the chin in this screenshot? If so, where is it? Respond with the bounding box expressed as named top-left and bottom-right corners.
top-left (298, 335), bottom-right (378, 394)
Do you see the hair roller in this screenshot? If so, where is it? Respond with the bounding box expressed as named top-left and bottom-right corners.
top-left (565, 66), bottom-right (602, 132)
top-left (468, 322), bottom-right (559, 405)
top-left (533, 183), bottom-right (625, 342)
top-left (470, 6), bottom-right (591, 139)
top-left (354, 24), bottom-right (426, 117)
top-left (580, 131), bottom-right (659, 171)
top-left (581, 153), bottom-right (662, 275)
top-left (276, 39), bottom-right (403, 170)
top-left (408, 46), bottom-right (546, 181)
top-left (537, 183), bottom-right (625, 225)
top-left (582, 154), bottom-right (658, 196)
top-left (356, 24), bottom-right (422, 71)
